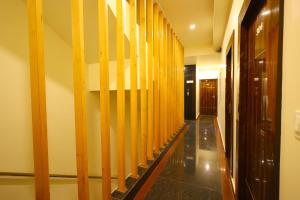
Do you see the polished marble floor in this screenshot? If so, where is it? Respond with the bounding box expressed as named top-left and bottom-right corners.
top-left (145, 116), bottom-right (223, 200)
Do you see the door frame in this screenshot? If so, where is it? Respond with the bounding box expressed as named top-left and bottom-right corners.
top-left (236, 0), bottom-right (284, 199)
top-left (200, 79), bottom-right (218, 116)
top-left (225, 31), bottom-right (234, 178)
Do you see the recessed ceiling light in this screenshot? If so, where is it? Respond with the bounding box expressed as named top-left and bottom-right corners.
top-left (189, 24), bottom-right (196, 30)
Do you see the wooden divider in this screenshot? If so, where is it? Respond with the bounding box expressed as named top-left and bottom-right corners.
top-left (116, 0), bottom-right (127, 192)
top-left (26, 1), bottom-right (184, 198)
top-left (153, 4), bottom-right (160, 154)
top-left (146, 0), bottom-right (154, 161)
top-left (70, 0), bottom-right (89, 199)
top-left (129, 0), bottom-right (138, 179)
top-left (27, 0), bottom-right (50, 199)
top-left (98, 0), bottom-right (112, 198)
top-left (139, 0), bottom-right (148, 168)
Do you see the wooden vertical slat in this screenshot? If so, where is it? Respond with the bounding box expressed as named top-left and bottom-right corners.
top-left (153, 4), bottom-right (160, 154)
top-left (146, 0), bottom-right (154, 160)
top-left (70, 0), bottom-right (89, 199)
top-left (158, 12), bottom-right (164, 149)
top-left (171, 31), bottom-right (175, 135)
top-left (170, 29), bottom-right (174, 136)
top-left (181, 45), bottom-right (185, 125)
top-left (129, 0), bottom-right (138, 179)
top-left (139, 0), bottom-right (148, 168)
top-left (116, 0), bottom-right (127, 192)
top-left (163, 19), bottom-right (167, 145)
top-left (27, 0), bottom-right (50, 199)
top-left (98, 0), bottom-right (112, 198)
top-left (166, 24), bottom-right (171, 141)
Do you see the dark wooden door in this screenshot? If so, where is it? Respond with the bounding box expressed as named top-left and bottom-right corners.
top-left (238, 0), bottom-right (282, 199)
top-left (225, 46), bottom-right (234, 177)
top-left (184, 65), bottom-right (196, 120)
top-left (200, 79), bottom-right (217, 116)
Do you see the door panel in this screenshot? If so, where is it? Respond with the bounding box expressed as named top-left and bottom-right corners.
top-left (243, 1), bottom-right (280, 199)
top-left (200, 79), bottom-right (217, 116)
top-left (184, 65), bottom-right (196, 120)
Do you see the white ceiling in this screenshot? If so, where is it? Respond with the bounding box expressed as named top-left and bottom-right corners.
top-left (31, 0), bottom-right (232, 63)
top-left (157, 0), bottom-right (232, 52)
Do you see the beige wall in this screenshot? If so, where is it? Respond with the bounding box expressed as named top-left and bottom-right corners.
top-left (219, 0), bottom-right (300, 198)
top-left (280, 0), bottom-right (300, 199)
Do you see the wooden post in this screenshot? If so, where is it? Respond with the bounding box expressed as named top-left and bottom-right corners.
top-left (146, 0), bottom-right (154, 161)
top-left (116, 0), bottom-right (127, 192)
top-left (163, 18), bottom-right (167, 145)
top-left (70, 0), bottom-right (89, 199)
top-left (129, 0), bottom-right (138, 179)
top-left (158, 12), bottom-right (164, 149)
top-left (98, 0), bottom-right (112, 198)
top-left (27, 0), bottom-right (50, 199)
top-left (139, 0), bottom-right (148, 168)
top-left (153, 4), bottom-right (160, 154)
top-left (166, 24), bottom-right (171, 141)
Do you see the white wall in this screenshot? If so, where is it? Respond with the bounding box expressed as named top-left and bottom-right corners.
top-left (219, 0), bottom-right (300, 198)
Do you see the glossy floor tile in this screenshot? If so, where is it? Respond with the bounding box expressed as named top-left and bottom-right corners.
top-left (145, 116), bottom-right (223, 200)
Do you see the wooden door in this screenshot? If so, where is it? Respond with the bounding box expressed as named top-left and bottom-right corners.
top-left (200, 79), bottom-right (217, 116)
top-left (184, 65), bottom-right (196, 120)
top-left (225, 41), bottom-right (234, 177)
top-left (238, 0), bottom-right (282, 199)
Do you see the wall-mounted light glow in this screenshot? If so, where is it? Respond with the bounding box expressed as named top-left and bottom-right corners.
top-left (189, 24), bottom-right (196, 30)
top-left (261, 10), bottom-right (271, 16)
top-left (205, 163), bottom-right (210, 171)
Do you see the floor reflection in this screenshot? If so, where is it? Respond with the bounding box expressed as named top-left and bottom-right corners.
top-left (145, 116), bottom-right (222, 200)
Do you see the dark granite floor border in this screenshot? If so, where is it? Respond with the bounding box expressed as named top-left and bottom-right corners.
top-left (111, 124), bottom-right (187, 200)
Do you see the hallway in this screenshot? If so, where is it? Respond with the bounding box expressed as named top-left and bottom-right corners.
top-left (144, 116), bottom-right (234, 200)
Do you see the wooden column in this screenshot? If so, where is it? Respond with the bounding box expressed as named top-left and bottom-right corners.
top-left (98, 0), bottom-right (111, 198)
top-left (70, 0), bottom-right (89, 199)
top-left (146, 0), bottom-right (154, 160)
top-left (139, 0), bottom-right (148, 168)
top-left (153, 4), bottom-right (160, 154)
top-left (129, 0), bottom-right (138, 179)
top-left (27, 0), bottom-right (50, 199)
top-left (163, 19), bottom-right (167, 145)
top-left (116, 0), bottom-right (127, 192)
top-left (166, 24), bottom-right (171, 141)
top-left (158, 12), bottom-right (164, 149)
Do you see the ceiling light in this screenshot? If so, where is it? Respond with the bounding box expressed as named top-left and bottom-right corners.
top-left (189, 24), bottom-right (196, 30)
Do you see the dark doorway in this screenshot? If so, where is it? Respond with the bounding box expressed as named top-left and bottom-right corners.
top-left (184, 65), bottom-right (196, 120)
top-left (225, 32), bottom-right (234, 178)
top-left (200, 79), bottom-right (217, 116)
top-left (237, 0), bottom-right (283, 200)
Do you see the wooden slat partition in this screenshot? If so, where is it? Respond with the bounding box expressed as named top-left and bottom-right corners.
top-left (153, 4), bottom-right (160, 154)
top-left (116, 0), bottom-right (127, 192)
top-left (129, 0), bottom-right (138, 179)
top-left (70, 0), bottom-right (89, 199)
top-left (98, 0), bottom-right (112, 198)
top-left (139, 0), bottom-right (148, 168)
top-left (146, 0), bottom-right (154, 161)
top-left (27, 0), bottom-right (50, 199)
